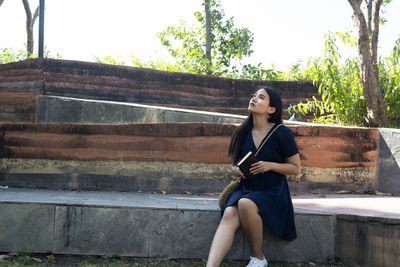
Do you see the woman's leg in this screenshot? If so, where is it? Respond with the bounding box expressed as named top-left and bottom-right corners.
top-left (238, 198), bottom-right (264, 259)
top-left (206, 206), bottom-right (240, 267)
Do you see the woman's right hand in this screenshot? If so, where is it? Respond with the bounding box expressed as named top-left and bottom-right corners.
top-left (231, 166), bottom-right (244, 178)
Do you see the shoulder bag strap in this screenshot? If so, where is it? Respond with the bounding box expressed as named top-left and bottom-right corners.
top-left (254, 124), bottom-right (282, 157)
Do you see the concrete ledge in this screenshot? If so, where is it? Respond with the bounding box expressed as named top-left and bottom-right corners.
top-left (0, 188), bottom-right (335, 262)
top-left (37, 96), bottom-right (246, 124)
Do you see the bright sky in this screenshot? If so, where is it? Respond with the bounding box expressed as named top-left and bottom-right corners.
top-left (1, 0), bottom-right (399, 71)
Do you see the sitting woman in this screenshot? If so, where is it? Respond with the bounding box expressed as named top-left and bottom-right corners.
top-left (206, 87), bottom-right (301, 267)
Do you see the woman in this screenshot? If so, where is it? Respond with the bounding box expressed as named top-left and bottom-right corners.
top-left (206, 87), bottom-right (301, 267)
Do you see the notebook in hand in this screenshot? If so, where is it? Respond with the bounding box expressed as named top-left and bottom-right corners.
top-left (237, 151), bottom-right (258, 179)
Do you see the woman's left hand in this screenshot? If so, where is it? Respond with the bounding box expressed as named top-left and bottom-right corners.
top-left (249, 161), bottom-right (274, 175)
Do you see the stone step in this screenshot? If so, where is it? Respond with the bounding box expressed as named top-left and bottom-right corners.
top-left (0, 122), bottom-right (383, 195)
top-left (0, 58), bottom-right (319, 123)
top-left (0, 188), bottom-right (335, 262)
top-left (1, 188), bottom-right (399, 266)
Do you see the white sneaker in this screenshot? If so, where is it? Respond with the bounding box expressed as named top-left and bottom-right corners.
top-left (246, 256), bottom-right (268, 267)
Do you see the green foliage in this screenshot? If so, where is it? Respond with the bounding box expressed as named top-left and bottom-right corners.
top-left (157, 0), bottom-right (254, 76)
top-left (288, 32), bottom-right (367, 126)
top-left (130, 56), bottom-right (185, 73)
top-left (288, 32), bottom-right (400, 127)
top-left (379, 37), bottom-right (400, 125)
top-left (379, 0), bottom-right (393, 25)
top-left (0, 47), bottom-right (62, 64)
top-left (335, 30), bottom-right (358, 48)
top-left (231, 62), bottom-right (284, 80)
top-left (0, 48), bottom-right (33, 63)
top-left (94, 55), bottom-right (126, 66)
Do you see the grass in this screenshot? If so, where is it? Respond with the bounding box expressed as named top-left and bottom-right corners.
top-left (0, 253), bottom-right (348, 267)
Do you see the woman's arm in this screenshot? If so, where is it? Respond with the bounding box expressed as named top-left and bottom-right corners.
top-left (249, 153), bottom-right (301, 176)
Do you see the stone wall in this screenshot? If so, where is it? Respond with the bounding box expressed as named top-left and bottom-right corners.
top-left (0, 58), bottom-right (319, 123)
top-left (0, 122), bottom-right (378, 194)
top-left (0, 60), bottom-right (44, 122)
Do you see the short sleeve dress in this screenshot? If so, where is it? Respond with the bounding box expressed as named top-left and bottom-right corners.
top-left (222, 123), bottom-right (298, 241)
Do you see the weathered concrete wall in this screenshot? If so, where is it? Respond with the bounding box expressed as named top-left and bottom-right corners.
top-left (336, 214), bottom-right (400, 267)
top-left (377, 128), bottom-right (400, 195)
top-left (0, 58), bottom-right (319, 123)
top-left (0, 123), bottom-right (378, 194)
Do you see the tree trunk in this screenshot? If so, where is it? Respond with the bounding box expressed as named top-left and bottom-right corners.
top-left (348, 0), bottom-right (387, 126)
top-left (22, 0), bottom-right (39, 56)
top-left (205, 0), bottom-right (212, 65)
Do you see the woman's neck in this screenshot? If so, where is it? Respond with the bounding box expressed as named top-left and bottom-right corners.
top-left (252, 114), bottom-right (274, 131)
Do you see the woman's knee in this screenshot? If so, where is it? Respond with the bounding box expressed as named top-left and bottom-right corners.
top-left (237, 198), bottom-right (259, 214)
top-left (221, 206), bottom-right (240, 226)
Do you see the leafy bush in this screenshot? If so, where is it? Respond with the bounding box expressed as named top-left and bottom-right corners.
top-left (0, 48), bottom-right (32, 64)
top-left (288, 32), bottom-right (367, 126)
top-left (379, 38), bottom-right (400, 126)
top-left (0, 47), bottom-right (61, 64)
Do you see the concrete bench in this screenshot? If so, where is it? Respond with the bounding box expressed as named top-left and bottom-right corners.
top-left (2, 188), bottom-right (399, 266)
top-left (0, 188), bottom-right (335, 262)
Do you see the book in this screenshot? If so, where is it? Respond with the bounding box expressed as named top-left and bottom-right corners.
top-left (237, 151), bottom-right (258, 179)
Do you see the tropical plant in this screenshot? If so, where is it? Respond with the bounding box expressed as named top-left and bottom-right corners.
top-left (288, 32), bottom-right (367, 126)
top-left (157, 0), bottom-right (254, 76)
top-left (379, 37), bottom-right (400, 125)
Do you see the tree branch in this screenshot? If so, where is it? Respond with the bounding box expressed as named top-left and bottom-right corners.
top-left (348, 0), bottom-right (363, 10)
top-left (367, 0), bottom-right (372, 36)
top-left (0, 0), bottom-right (5, 7)
top-left (32, 5), bottom-right (39, 26)
top-left (22, 0), bottom-right (34, 56)
top-left (205, 0), bottom-right (212, 65)
top-left (22, 0), bottom-right (32, 19)
top-left (371, 0), bottom-right (383, 64)
top-left (348, 0), bottom-right (371, 65)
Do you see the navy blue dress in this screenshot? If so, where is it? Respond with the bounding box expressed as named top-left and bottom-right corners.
top-left (222, 123), bottom-right (298, 241)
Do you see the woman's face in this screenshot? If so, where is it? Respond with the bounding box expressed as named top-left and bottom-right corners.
top-left (248, 89), bottom-right (276, 115)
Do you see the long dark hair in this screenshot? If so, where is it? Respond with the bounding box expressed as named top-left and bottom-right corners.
top-left (228, 87), bottom-right (283, 164)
